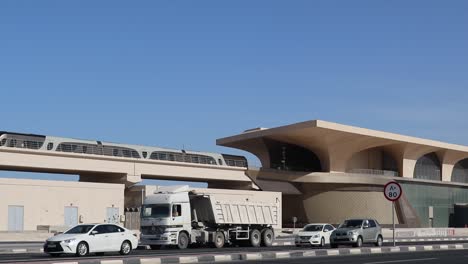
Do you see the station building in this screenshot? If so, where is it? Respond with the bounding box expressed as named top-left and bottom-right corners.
top-left (2, 119), bottom-right (468, 233)
top-left (218, 120), bottom-right (468, 228)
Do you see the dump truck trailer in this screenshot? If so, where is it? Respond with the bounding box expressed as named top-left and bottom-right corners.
top-left (140, 185), bottom-right (282, 249)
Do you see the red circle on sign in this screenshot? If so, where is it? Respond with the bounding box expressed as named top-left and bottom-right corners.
top-left (384, 181), bottom-right (402, 202)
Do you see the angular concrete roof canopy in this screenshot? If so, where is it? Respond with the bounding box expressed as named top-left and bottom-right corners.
top-left (217, 120), bottom-right (468, 182)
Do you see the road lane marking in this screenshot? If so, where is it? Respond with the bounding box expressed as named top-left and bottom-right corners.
top-left (390, 247), bottom-right (400, 252)
top-left (179, 256), bottom-right (198, 263)
top-left (275, 252), bottom-right (290, 258)
top-left (245, 253), bottom-right (262, 260)
top-left (140, 258), bottom-right (161, 264)
top-left (214, 255), bottom-right (232, 262)
top-left (423, 246), bottom-right (433, 250)
top-left (365, 258), bottom-right (437, 264)
top-left (303, 250), bottom-right (316, 257)
top-left (101, 261), bottom-right (123, 264)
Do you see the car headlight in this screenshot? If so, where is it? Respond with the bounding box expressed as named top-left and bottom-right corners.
top-left (348, 231), bottom-right (356, 236)
top-left (313, 234), bottom-right (320, 238)
top-left (63, 238), bottom-right (76, 244)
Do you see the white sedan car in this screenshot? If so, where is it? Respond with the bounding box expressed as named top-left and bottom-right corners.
top-left (295, 223), bottom-right (336, 247)
top-left (44, 224), bottom-right (138, 257)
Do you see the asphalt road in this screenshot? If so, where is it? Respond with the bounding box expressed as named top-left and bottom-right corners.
top-left (230, 249), bottom-right (468, 264)
top-left (1, 240), bottom-right (468, 263)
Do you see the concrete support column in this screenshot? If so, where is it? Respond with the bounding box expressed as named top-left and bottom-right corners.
top-left (402, 158), bottom-right (417, 178)
top-left (441, 163), bottom-right (454, 182)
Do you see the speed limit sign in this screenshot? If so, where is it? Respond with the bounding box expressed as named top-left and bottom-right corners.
top-left (384, 181), bottom-right (402, 201)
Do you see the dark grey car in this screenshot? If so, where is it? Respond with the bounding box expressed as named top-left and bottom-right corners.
top-left (330, 219), bottom-right (383, 248)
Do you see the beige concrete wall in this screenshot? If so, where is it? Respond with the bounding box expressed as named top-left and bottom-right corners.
top-left (300, 186), bottom-right (399, 226)
top-left (0, 178), bottom-right (124, 231)
top-left (347, 149), bottom-right (383, 171)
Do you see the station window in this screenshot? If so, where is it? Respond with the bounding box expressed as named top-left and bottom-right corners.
top-left (218, 159), bottom-right (223, 165)
top-left (113, 149), bottom-right (119, 156)
top-left (47, 143), bottom-right (54, 150)
top-left (142, 151), bottom-right (147, 158)
top-left (0, 138), bottom-right (7, 146)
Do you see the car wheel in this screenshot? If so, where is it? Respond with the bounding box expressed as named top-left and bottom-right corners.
top-left (178, 232), bottom-right (189, 249)
top-left (76, 242), bottom-right (88, 257)
top-left (331, 243), bottom-right (338, 248)
top-left (261, 229), bottom-right (274, 247)
top-left (213, 231), bottom-right (225, 248)
top-left (120, 240), bottom-right (132, 255)
top-left (250, 229), bottom-right (261, 247)
top-left (375, 235), bottom-right (383, 247)
top-left (320, 237), bottom-right (325, 247)
top-left (353, 237), bottom-right (363, 248)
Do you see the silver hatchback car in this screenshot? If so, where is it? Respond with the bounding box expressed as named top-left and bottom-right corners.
top-left (330, 219), bottom-right (383, 248)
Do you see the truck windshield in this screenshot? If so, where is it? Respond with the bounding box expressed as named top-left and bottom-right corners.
top-left (339, 220), bottom-right (363, 228)
top-left (142, 204), bottom-right (170, 218)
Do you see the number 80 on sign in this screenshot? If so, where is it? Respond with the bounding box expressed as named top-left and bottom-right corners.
top-left (384, 181), bottom-right (402, 202)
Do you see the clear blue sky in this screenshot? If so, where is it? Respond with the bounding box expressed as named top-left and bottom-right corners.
top-left (1, 1), bottom-right (467, 184)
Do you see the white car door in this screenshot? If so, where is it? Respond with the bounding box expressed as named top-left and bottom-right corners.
top-left (106, 224), bottom-right (127, 251)
top-left (89, 225), bottom-right (112, 252)
top-left (323, 225), bottom-right (335, 244)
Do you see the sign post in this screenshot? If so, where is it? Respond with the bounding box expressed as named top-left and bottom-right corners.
top-left (292, 216), bottom-right (297, 232)
top-left (384, 181), bottom-right (402, 247)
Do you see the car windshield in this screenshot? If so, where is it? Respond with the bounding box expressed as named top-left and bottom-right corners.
top-left (303, 225), bottom-right (323, 232)
top-left (65, 225), bottom-right (95, 234)
top-left (142, 204), bottom-right (170, 218)
top-left (340, 220), bottom-right (363, 228)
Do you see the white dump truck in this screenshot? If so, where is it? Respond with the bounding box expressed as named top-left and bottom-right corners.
top-left (140, 185), bottom-right (282, 249)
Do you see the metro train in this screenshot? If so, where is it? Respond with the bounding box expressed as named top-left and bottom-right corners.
top-left (0, 131), bottom-right (247, 168)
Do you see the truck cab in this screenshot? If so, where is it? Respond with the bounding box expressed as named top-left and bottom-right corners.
top-left (140, 186), bottom-right (192, 249)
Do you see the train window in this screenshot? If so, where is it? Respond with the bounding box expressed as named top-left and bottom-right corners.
top-left (113, 149), bottom-right (119, 156)
top-left (82, 146), bottom-right (87, 153)
top-left (199, 157), bottom-right (207, 164)
top-left (142, 151), bottom-right (147, 158)
top-left (192, 156), bottom-right (199, 163)
top-left (0, 138), bottom-right (7, 147)
top-left (131, 150), bottom-right (140, 158)
top-left (174, 154), bottom-right (184, 162)
top-left (47, 143), bottom-right (54, 150)
top-left (168, 154), bottom-right (175, 161)
top-left (122, 149), bottom-right (131, 157)
top-left (218, 159), bottom-right (223, 165)
top-left (158, 153), bottom-right (167, 160)
top-left (8, 139), bottom-right (17, 147)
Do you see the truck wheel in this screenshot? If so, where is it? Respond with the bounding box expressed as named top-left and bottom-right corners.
top-left (178, 232), bottom-right (189, 249)
top-left (261, 229), bottom-right (274, 247)
top-left (214, 231), bottom-right (225, 248)
top-left (250, 229), bottom-right (261, 247)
